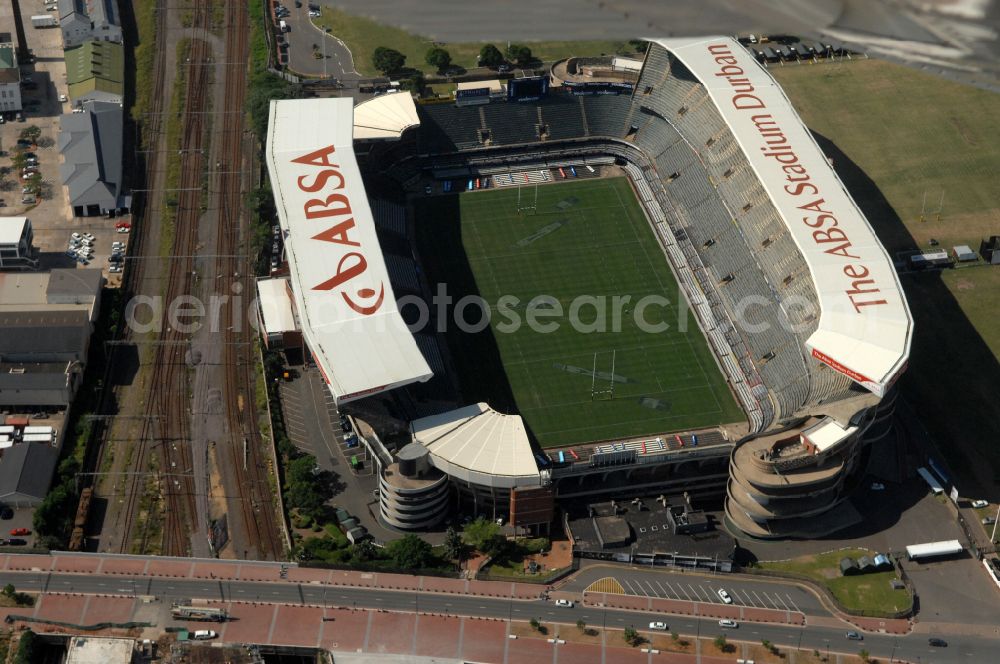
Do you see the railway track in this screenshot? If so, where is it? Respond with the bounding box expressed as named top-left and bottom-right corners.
top-left (213, 0), bottom-right (284, 559)
top-left (93, 0), bottom-right (284, 558)
top-left (116, 3), bottom-right (214, 555)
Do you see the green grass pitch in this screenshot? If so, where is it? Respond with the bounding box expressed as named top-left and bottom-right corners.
top-left (413, 177), bottom-right (745, 448)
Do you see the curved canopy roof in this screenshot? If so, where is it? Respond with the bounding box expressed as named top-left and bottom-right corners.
top-left (651, 37), bottom-right (912, 396)
top-left (411, 403), bottom-right (540, 489)
top-left (353, 92), bottom-right (420, 140)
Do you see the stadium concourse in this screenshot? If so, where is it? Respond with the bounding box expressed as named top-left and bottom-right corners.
top-left (261, 37), bottom-right (912, 541)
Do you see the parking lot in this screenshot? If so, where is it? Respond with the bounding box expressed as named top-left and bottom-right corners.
top-left (0, 0), bottom-right (129, 285)
top-left (278, 365), bottom-right (402, 541)
top-left (615, 574), bottom-right (806, 613)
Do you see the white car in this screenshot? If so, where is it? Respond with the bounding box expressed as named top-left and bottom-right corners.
top-left (58, 94), bottom-right (67, 102)
top-left (716, 589), bottom-right (733, 604)
top-left (648, 621), bottom-right (668, 631)
top-left (71, 232), bottom-right (82, 241)
top-left (82, 233), bottom-right (95, 240)
top-left (972, 500), bottom-right (989, 509)
top-left (112, 242), bottom-right (126, 250)
top-left (309, 10), bottom-right (320, 17)
top-left (871, 482), bottom-right (885, 491)
top-left (554, 599), bottom-right (574, 608)
top-left (116, 226), bottom-right (130, 233)
top-left (718, 619), bottom-right (738, 628)
top-left (192, 630), bottom-right (217, 640)
top-left (109, 264), bottom-right (123, 273)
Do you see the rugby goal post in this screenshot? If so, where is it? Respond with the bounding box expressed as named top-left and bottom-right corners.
top-left (516, 183), bottom-right (538, 214)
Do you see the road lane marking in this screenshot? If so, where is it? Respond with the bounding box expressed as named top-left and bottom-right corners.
top-left (774, 594), bottom-right (790, 611)
top-left (643, 581), bottom-right (658, 596)
top-left (677, 584), bottom-right (692, 601)
top-left (737, 589), bottom-right (755, 607)
top-left (751, 590), bottom-right (767, 608)
top-left (785, 594), bottom-right (800, 613)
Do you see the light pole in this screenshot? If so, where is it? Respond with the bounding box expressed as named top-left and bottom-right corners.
top-left (990, 503), bottom-right (1000, 543)
top-left (889, 637), bottom-right (898, 663)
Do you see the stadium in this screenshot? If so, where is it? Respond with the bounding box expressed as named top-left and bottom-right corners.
top-left (263, 37), bottom-right (912, 540)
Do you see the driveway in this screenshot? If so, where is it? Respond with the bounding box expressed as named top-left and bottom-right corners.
top-left (278, 365), bottom-right (396, 542)
top-left (277, 4), bottom-right (360, 79)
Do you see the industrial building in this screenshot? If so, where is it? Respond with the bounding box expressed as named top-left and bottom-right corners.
top-left (0, 217), bottom-right (39, 271)
top-left (0, 45), bottom-right (21, 114)
top-left (58, 0), bottom-right (122, 49)
top-left (0, 268), bottom-right (103, 407)
top-left (65, 40), bottom-right (124, 105)
top-left (59, 100), bottom-right (127, 217)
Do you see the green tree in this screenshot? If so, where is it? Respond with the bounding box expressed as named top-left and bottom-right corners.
top-left (529, 617), bottom-right (541, 631)
top-left (505, 44), bottom-right (532, 66)
top-left (623, 625), bottom-right (640, 646)
top-left (350, 538), bottom-right (377, 563)
top-left (443, 526), bottom-right (464, 561)
top-left (463, 517), bottom-right (501, 552)
top-left (385, 534), bottom-right (433, 569)
top-left (859, 649), bottom-right (870, 663)
top-left (19, 125), bottom-right (41, 143)
top-left (425, 47), bottom-right (452, 72)
top-left (628, 39), bottom-right (647, 53)
top-left (2, 584), bottom-right (13, 597)
top-left (479, 44), bottom-right (504, 68)
top-left (576, 618), bottom-right (586, 632)
top-left (713, 634), bottom-right (728, 652)
top-left (671, 631), bottom-right (679, 642)
top-left (372, 46), bottom-right (406, 75)
top-left (33, 483), bottom-right (75, 539)
top-left (13, 630), bottom-right (37, 664)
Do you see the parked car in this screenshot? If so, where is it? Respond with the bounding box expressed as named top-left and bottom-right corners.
top-left (870, 482), bottom-right (885, 491)
top-left (0, 508), bottom-right (13, 520)
top-left (82, 232), bottom-right (95, 240)
top-left (972, 500), bottom-right (989, 508)
top-left (6, 539), bottom-right (26, 546)
top-left (716, 588), bottom-right (733, 604)
top-left (554, 599), bottom-right (574, 608)
top-left (983, 516), bottom-right (996, 526)
top-left (9, 528), bottom-right (29, 536)
top-left (109, 264), bottom-right (123, 273)
top-left (192, 630), bottom-right (217, 640)
top-left (718, 619), bottom-right (738, 628)
top-left (309, 10), bottom-right (320, 17)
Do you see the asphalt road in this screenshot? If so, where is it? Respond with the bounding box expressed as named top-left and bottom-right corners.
top-left (279, 5), bottom-right (359, 79)
top-left (0, 570), bottom-right (992, 663)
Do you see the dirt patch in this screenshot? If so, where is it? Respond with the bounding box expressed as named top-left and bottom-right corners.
top-left (556, 624), bottom-right (603, 645)
top-left (647, 633), bottom-right (695, 654)
top-left (510, 621), bottom-right (553, 639)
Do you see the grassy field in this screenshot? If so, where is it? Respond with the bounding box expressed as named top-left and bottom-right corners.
top-left (313, 6), bottom-right (631, 77)
top-left (774, 60), bottom-right (1000, 492)
top-left (758, 549), bottom-right (912, 615)
top-left (414, 178), bottom-right (744, 448)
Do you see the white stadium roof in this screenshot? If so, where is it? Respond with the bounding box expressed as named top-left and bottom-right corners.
top-left (266, 98), bottom-right (432, 404)
top-left (653, 37), bottom-right (912, 397)
top-left (411, 403), bottom-right (541, 489)
top-left (352, 92), bottom-right (420, 140)
top-left (256, 277), bottom-right (297, 334)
